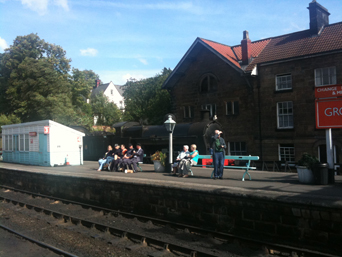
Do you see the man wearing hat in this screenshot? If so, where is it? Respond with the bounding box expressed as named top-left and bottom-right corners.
top-left (129, 143), bottom-right (144, 172)
top-left (109, 144), bottom-right (121, 172)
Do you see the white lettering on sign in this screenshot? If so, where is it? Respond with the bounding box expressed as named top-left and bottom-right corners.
top-left (317, 87), bottom-right (337, 92)
top-left (324, 107), bottom-right (342, 116)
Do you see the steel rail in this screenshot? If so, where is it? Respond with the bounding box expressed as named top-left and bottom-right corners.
top-left (0, 194), bottom-right (219, 257)
top-left (0, 185), bottom-right (339, 257)
top-left (0, 224), bottom-right (78, 257)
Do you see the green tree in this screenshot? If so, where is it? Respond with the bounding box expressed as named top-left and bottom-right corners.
top-left (0, 114), bottom-right (21, 133)
top-left (0, 33), bottom-right (75, 123)
top-left (122, 68), bottom-right (172, 125)
top-left (91, 93), bottom-right (122, 126)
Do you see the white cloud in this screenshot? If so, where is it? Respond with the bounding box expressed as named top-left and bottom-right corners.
top-left (0, 37), bottom-right (9, 52)
top-left (21, 0), bottom-right (49, 14)
top-left (53, 0), bottom-right (69, 11)
top-left (138, 58), bottom-right (148, 65)
top-left (80, 48), bottom-right (98, 57)
top-left (21, 0), bottom-right (69, 15)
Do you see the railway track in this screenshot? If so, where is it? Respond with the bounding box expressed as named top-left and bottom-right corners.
top-left (0, 185), bottom-right (338, 257)
top-left (0, 224), bottom-right (77, 257)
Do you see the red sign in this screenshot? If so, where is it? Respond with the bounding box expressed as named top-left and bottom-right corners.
top-left (77, 136), bottom-right (81, 143)
top-left (315, 84), bottom-right (342, 99)
top-left (44, 126), bottom-right (50, 134)
top-left (316, 99), bottom-right (342, 129)
top-left (29, 132), bottom-right (37, 137)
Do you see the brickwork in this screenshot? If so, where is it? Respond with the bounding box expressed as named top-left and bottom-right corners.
top-left (169, 42), bottom-right (342, 162)
top-left (1, 169), bottom-right (341, 255)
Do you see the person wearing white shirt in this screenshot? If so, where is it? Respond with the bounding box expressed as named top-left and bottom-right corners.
top-left (171, 145), bottom-right (189, 176)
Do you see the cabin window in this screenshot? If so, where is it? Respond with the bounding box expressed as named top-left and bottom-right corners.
top-left (226, 101), bottom-right (239, 115)
top-left (277, 101), bottom-right (293, 129)
top-left (278, 144), bottom-right (295, 162)
top-left (200, 74), bottom-right (217, 92)
top-left (276, 74), bottom-right (292, 91)
top-left (315, 67), bottom-right (336, 87)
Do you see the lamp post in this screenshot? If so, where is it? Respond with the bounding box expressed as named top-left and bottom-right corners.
top-left (164, 115), bottom-right (176, 173)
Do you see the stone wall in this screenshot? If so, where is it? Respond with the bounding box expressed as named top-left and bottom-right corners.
top-left (1, 168), bottom-right (341, 255)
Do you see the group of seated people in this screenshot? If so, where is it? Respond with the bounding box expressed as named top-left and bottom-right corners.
top-left (171, 144), bottom-right (199, 178)
top-left (97, 143), bottom-right (144, 172)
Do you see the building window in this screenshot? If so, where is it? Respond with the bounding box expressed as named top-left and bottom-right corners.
top-left (111, 89), bottom-right (114, 95)
top-left (279, 144), bottom-right (295, 162)
top-left (315, 67), bottom-right (336, 87)
top-left (200, 74), bottom-right (217, 92)
top-left (25, 134), bottom-right (29, 151)
top-left (226, 101), bottom-right (239, 115)
top-left (19, 134), bottom-right (29, 151)
top-left (276, 74), bottom-right (292, 90)
top-left (8, 135), bottom-right (12, 151)
top-left (277, 101), bottom-right (293, 129)
top-left (228, 142), bottom-right (247, 155)
top-left (201, 104), bottom-right (216, 118)
top-left (4, 135), bottom-right (8, 151)
top-left (183, 106), bottom-right (193, 118)
top-left (19, 135), bottom-right (24, 151)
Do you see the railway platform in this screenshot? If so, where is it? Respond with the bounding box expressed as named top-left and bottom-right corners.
top-left (1, 161), bottom-right (342, 255)
top-left (0, 161), bottom-right (341, 207)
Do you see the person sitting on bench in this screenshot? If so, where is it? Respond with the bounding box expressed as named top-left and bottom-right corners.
top-left (171, 145), bottom-right (189, 176)
top-left (178, 144), bottom-right (199, 178)
top-left (119, 144), bottom-right (135, 171)
top-left (97, 145), bottom-right (114, 171)
top-left (128, 143), bottom-right (144, 172)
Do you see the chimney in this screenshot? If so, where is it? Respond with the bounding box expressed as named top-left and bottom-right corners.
top-left (94, 79), bottom-right (101, 89)
top-left (308, 0), bottom-right (330, 35)
top-left (241, 30), bottom-right (252, 65)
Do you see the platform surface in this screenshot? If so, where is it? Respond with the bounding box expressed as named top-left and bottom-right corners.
top-left (1, 161), bottom-right (342, 207)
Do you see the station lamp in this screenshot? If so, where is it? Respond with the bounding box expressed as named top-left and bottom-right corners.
top-left (164, 115), bottom-right (176, 172)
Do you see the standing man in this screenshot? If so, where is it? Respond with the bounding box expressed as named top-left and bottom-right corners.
top-left (210, 130), bottom-right (226, 179)
top-left (129, 143), bottom-right (144, 172)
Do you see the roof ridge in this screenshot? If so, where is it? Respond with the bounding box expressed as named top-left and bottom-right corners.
top-left (199, 38), bottom-right (232, 48)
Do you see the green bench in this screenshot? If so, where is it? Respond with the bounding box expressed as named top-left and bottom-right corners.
top-left (190, 155), bottom-right (259, 181)
top-left (136, 154), bottom-right (146, 172)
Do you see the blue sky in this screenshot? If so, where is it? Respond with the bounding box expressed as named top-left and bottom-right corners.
top-left (1, 0), bottom-right (342, 85)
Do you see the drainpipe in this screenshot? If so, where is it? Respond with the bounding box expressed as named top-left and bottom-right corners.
top-left (256, 66), bottom-right (263, 160)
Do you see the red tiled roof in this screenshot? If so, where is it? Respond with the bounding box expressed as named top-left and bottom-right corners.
top-left (245, 22), bottom-right (342, 71)
top-left (200, 22), bottom-right (342, 73)
top-left (232, 39), bottom-right (271, 60)
top-left (200, 38), bottom-right (240, 68)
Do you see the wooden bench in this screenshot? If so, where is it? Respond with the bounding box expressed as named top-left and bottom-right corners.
top-left (190, 155), bottom-right (259, 181)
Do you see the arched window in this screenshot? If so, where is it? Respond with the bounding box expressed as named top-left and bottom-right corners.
top-left (200, 74), bottom-right (217, 92)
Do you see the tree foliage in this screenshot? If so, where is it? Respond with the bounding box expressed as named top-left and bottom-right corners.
top-left (91, 93), bottom-right (122, 126)
top-left (122, 68), bottom-right (172, 125)
top-left (0, 33), bottom-right (74, 122)
top-left (0, 114), bottom-right (21, 133)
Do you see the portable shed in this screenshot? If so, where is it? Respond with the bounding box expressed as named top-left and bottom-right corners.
top-left (1, 120), bottom-right (85, 166)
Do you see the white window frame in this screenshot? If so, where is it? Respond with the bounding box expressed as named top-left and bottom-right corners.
top-left (315, 67), bottom-right (336, 87)
top-left (228, 142), bottom-right (247, 156)
top-left (277, 101), bottom-right (293, 129)
top-left (276, 74), bottom-right (292, 91)
top-left (278, 144), bottom-right (295, 162)
top-left (8, 135), bottom-right (13, 151)
top-left (201, 104), bottom-right (216, 118)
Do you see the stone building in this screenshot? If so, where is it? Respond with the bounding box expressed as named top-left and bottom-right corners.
top-left (162, 1), bottom-right (342, 164)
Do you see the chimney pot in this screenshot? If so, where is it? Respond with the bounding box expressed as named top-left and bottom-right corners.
top-left (241, 30), bottom-right (252, 65)
top-left (94, 79), bottom-right (101, 89)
